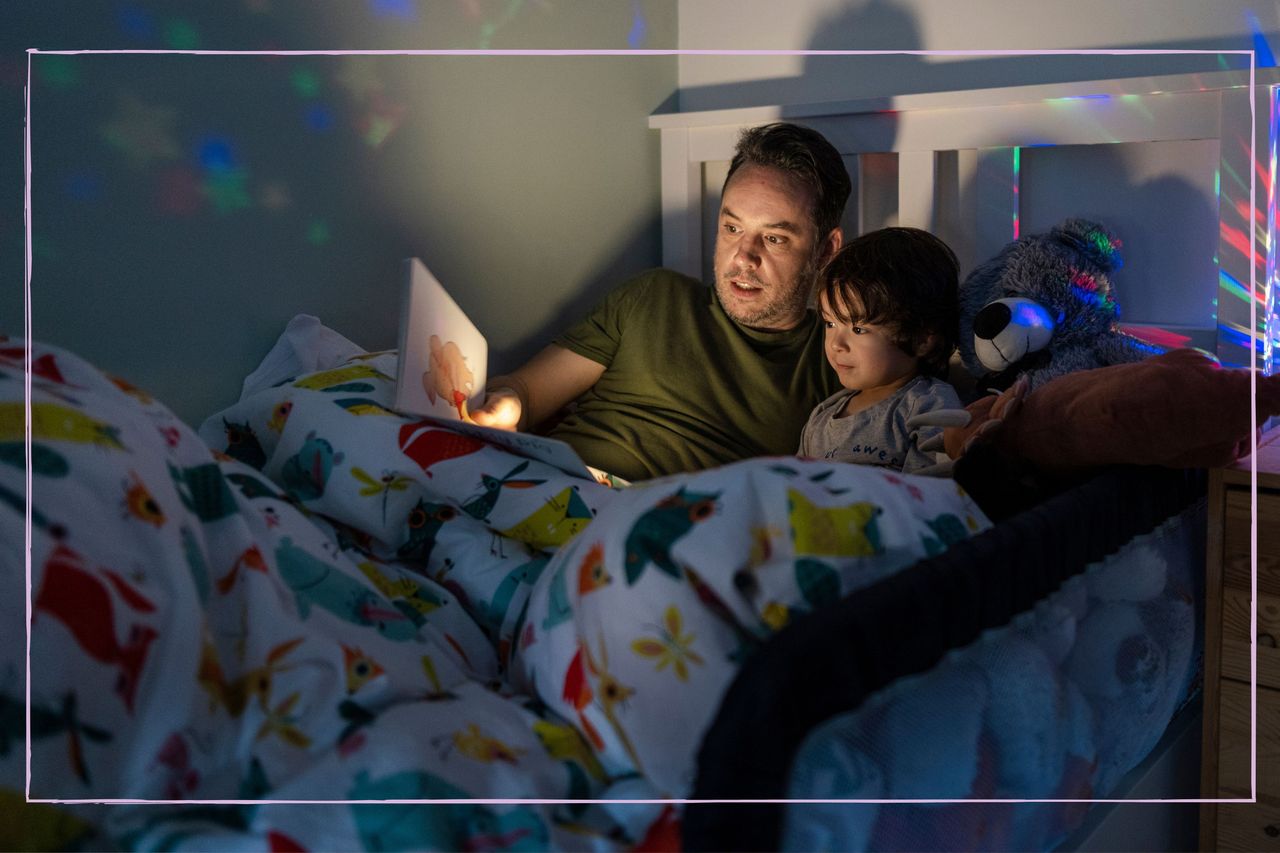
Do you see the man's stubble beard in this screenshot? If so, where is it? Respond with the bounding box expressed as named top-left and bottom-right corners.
top-left (716, 247), bottom-right (824, 330)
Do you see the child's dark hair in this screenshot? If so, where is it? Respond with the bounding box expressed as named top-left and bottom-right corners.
top-left (820, 227), bottom-right (959, 377)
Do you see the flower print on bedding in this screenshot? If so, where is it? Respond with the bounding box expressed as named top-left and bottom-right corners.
top-left (515, 457), bottom-right (991, 797)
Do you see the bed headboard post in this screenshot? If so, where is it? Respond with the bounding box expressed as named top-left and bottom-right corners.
top-left (896, 149), bottom-right (937, 231)
top-left (951, 147), bottom-right (1019, 276)
top-left (660, 127), bottom-right (703, 277)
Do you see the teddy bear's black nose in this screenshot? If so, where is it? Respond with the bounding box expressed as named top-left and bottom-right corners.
top-left (973, 302), bottom-right (1012, 340)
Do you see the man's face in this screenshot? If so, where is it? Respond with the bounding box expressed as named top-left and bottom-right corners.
top-left (713, 164), bottom-right (840, 331)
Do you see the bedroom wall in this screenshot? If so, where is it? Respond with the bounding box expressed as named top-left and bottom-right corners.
top-left (676, 0), bottom-right (1280, 111)
top-left (2, 1), bottom-right (677, 425)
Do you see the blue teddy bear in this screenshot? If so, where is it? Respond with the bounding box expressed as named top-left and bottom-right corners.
top-left (957, 218), bottom-right (1161, 391)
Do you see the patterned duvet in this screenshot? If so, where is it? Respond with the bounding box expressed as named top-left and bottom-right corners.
top-left (2, 338), bottom-right (990, 851)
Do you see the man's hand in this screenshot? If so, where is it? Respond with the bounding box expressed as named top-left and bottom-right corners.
top-left (468, 345), bottom-right (605, 434)
top-left (470, 386), bottom-right (524, 431)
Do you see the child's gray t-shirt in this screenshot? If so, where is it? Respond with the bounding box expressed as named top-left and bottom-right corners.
top-left (797, 375), bottom-right (962, 473)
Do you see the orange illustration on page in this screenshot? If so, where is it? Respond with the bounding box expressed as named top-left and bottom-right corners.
top-left (422, 335), bottom-right (475, 422)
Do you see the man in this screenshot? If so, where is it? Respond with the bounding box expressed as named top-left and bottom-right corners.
top-left (471, 122), bottom-right (850, 482)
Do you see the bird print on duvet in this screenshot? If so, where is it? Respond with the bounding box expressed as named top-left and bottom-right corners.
top-left (10, 339), bottom-right (991, 851)
top-left (516, 459), bottom-right (990, 798)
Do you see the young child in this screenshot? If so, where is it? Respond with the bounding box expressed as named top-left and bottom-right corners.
top-left (798, 227), bottom-right (961, 474)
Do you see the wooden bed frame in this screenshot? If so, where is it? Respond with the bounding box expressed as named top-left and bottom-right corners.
top-left (650, 66), bottom-right (1280, 373)
top-left (651, 67), bottom-right (1278, 850)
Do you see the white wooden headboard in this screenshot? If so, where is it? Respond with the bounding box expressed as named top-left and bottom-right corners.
top-left (651, 68), bottom-right (1280, 372)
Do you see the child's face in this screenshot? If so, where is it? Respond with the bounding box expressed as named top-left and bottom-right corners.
top-left (819, 290), bottom-right (921, 394)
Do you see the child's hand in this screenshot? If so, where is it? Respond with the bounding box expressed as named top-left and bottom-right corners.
top-left (469, 387), bottom-right (523, 431)
top-left (907, 375), bottom-right (1031, 459)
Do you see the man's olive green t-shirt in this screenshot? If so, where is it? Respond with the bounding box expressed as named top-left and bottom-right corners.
top-left (549, 268), bottom-right (839, 482)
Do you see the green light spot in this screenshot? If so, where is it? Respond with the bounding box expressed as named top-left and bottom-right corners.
top-left (165, 19), bottom-right (201, 50)
top-left (203, 170), bottom-right (251, 214)
top-left (307, 220), bottom-right (331, 245)
top-left (1221, 159), bottom-right (1246, 195)
top-left (38, 56), bottom-right (78, 90)
top-left (291, 67), bottom-right (320, 98)
top-left (32, 235), bottom-right (57, 261)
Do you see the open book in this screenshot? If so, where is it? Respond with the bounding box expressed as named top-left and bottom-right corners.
top-left (393, 258), bottom-right (601, 482)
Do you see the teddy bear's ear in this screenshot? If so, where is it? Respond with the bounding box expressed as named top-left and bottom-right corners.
top-left (1049, 218), bottom-right (1124, 273)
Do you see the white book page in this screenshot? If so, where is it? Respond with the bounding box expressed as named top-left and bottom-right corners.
top-left (394, 258), bottom-right (487, 422)
top-left (393, 257), bottom-right (604, 482)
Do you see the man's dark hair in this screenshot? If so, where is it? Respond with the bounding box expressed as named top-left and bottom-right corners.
top-left (820, 227), bottom-right (960, 378)
top-left (724, 122), bottom-right (852, 241)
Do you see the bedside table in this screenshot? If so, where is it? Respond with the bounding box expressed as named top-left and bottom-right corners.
top-left (1200, 428), bottom-right (1280, 850)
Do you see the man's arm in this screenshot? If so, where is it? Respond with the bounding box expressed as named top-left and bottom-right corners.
top-left (470, 344), bottom-right (606, 431)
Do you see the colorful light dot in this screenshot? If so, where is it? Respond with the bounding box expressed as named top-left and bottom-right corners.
top-left (100, 94), bottom-right (181, 167)
top-left (258, 182), bottom-right (292, 211)
top-left (156, 166), bottom-right (204, 216)
top-left (306, 104), bottom-right (334, 131)
top-left (291, 67), bottom-right (321, 98)
top-left (33, 235), bottom-right (57, 261)
top-left (199, 137), bottom-right (237, 174)
top-left (628, 0), bottom-right (647, 49)
top-left (164, 19), bottom-right (201, 50)
top-left (357, 98), bottom-right (406, 148)
top-left (117, 4), bottom-right (157, 39)
top-left (203, 170), bottom-right (251, 214)
top-left (372, 0), bottom-right (417, 19)
top-left (1247, 11), bottom-right (1277, 68)
top-left (65, 172), bottom-right (103, 202)
top-left (307, 220), bottom-right (331, 245)
top-left (37, 56), bottom-right (79, 90)
top-left (1011, 147), bottom-right (1020, 240)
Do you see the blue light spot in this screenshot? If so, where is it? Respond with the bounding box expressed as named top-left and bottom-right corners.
top-left (65, 171), bottom-right (102, 201)
top-left (1247, 11), bottom-right (1277, 68)
top-left (1219, 323), bottom-right (1266, 353)
top-left (628, 1), bottom-right (648, 49)
top-left (371, 0), bottom-right (416, 19)
top-left (199, 137), bottom-right (236, 173)
top-left (117, 4), bottom-right (156, 40)
top-left (306, 104), bottom-right (334, 132)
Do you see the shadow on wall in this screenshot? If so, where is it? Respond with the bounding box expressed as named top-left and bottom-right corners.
top-left (488, 210), bottom-right (665, 375)
top-left (663, 0), bottom-right (1224, 351)
top-left (809, 1), bottom-right (1222, 349)
top-left (676, 0), bottom-right (1261, 112)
